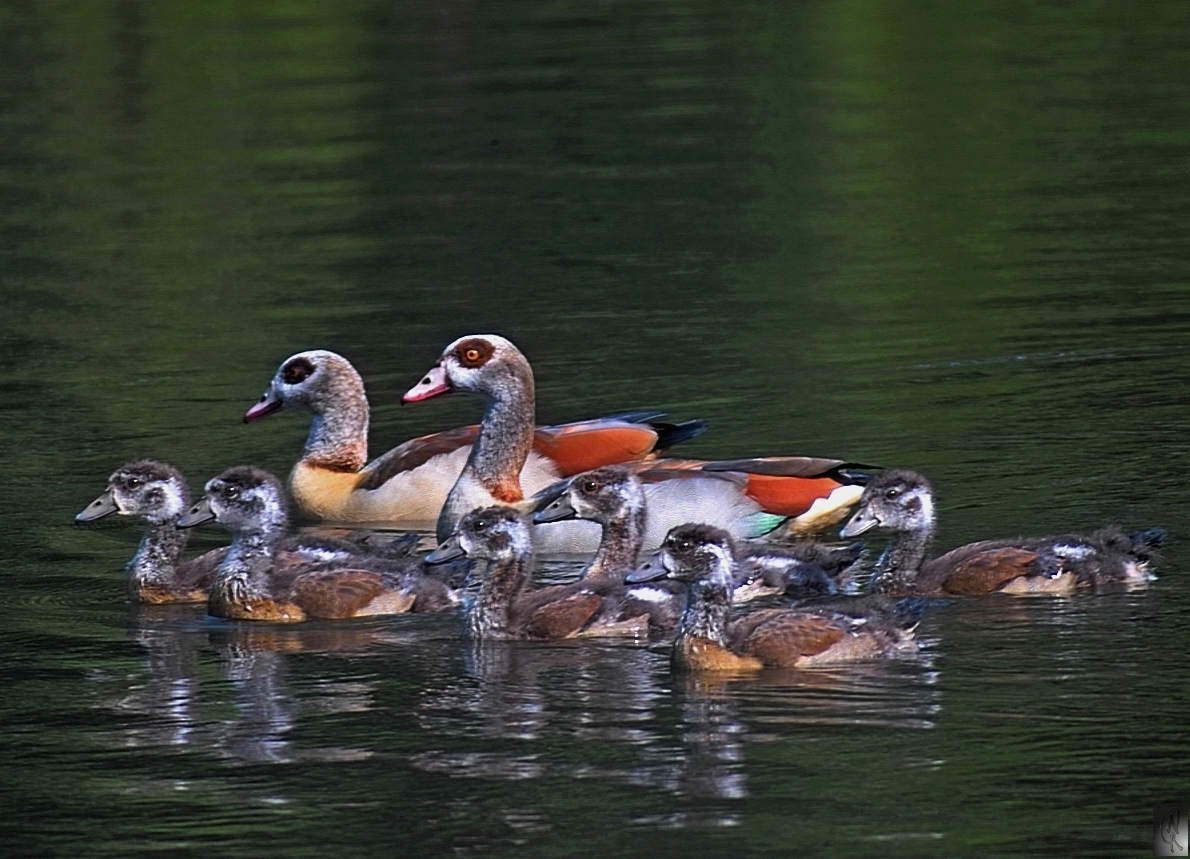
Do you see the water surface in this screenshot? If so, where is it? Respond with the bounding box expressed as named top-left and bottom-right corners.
top-left (3, 2), bottom-right (1189, 856)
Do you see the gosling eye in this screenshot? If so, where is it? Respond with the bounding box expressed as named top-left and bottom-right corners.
top-left (125, 478), bottom-right (142, 490)
top-left (884, 487), bottom-right (901, 500)
top-left (677, 539), bottom-right (692, 553)
top-left (224, 486), bottom-right (240, 500)
top-left (580, 480), bottom-right (598, 494)
top-left (473, 518), bottom-right (488, 533)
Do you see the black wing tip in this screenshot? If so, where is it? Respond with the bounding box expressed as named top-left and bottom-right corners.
top-left (651, 418), bottom-right (709, 451)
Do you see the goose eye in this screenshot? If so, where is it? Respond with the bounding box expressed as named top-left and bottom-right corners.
top-left (125, 478), bottom-right (142, 490)
top-left (677, 540), bottom-right (692, 552)
top-left (885, 488), bottom-right (900, 500)
top-left (473, 518), bottom-right (488, 532)
top-left (224, 486), bottom-right (240, 500)
top-left (456, 340), bottom-right (492, 368)
top-left (581, 480), bottom-right (598, 494)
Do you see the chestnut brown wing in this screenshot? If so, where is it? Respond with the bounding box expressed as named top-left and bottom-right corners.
top-left (521, 590), bottom-right (604, 639)
top-left (730, 609), bottom-right (846, 667)
top-left (932, 546), bottom-right (1040, 595)
top-left (356, 425), bottom-right (482, 490)
top-left (175, 546), bottom-right (228, 592)
top-left (288, 569), bottom-right (395, 619)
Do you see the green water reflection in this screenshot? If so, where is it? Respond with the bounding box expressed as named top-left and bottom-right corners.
top-left (2, 1), bottom-right (1189, 856)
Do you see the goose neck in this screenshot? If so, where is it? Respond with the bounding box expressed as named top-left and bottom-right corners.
top-left (303, 394), bottom-right (369, 473)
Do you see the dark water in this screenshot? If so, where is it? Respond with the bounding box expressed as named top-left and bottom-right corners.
top-left (3, 2), bottom-right (1189, 856)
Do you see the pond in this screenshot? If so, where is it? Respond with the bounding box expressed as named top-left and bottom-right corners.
top-left (3, 2), bottom-right (1189, 856)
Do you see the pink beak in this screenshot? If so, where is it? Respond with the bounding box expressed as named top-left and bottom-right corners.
top-left (244, 390), bottom-right (284, 423)
top-left (403, 365), bottom-right (452, 403)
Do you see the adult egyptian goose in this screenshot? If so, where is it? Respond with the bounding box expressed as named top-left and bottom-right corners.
top-left (625, 524), bottom-right (921, 671)
top-left (403, 334), bottom-right (863, 550)
top-left (839, 469), bottom-right (1163, 595)
top-left (425, 505), bottom-right (648, 640)
top-left (245, 348), bottom-right (698, 527)
top-left (177, 467), bottom-right (457, 621)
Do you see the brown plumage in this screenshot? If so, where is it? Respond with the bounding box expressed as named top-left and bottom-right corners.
top-left (626, 524), bottom-right (920, 671)
top-left (178, 466), bottom-right (457, 622)
top-left (840, 469), bottom-right (1163, 596)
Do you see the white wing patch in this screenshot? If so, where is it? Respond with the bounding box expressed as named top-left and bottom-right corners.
top-left (1051, 543), bottom-right (1095, 560)
top-left (626, 587), bottom-right (671, 604)
top-left (343, 448), bottom-right (561, 522)
top-left (639, 478), bottom-right (762, 548)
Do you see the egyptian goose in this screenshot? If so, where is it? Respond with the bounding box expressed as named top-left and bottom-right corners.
top-left (425, 505), bottom-right (648, 640)
top-left (839, 469), bottom-right (1163, 595)
top-left (403, 334), bottom-right (862, 550)
top-left (245, 348), bottom-right (698, 527)
top-left (626, 524), bottom-right (921, 671)
top-left (177, 467), bottom-right (457, 621)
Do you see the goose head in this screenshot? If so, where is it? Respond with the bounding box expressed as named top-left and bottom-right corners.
top-left (532, 466), bottom-right (644, 526)
top-left (402, 335), bottom-right (532, 406)
top-left (177, 466), bottom-right (289, 536)
top-left (626, 523), bottom-right (735, 589)
top-left (840, 469), bottom-right (936, 538)
top-left (244, 350), bottom-right (366, 422)
top-left (76, 460), bottom-right (190, 526)
top-left (426, 505), bottom-right (532, 564)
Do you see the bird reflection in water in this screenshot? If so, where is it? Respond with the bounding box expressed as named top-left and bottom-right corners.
top-left (90, 606), bottom-right (401, 762)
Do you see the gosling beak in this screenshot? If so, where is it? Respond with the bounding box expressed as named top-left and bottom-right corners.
top-left (532, 493), bottom-right (577, 524)
top-left (75, 488), bottom-right (120, 523)
top-left (402, 365), bottom-right (452, 404)
top-left (425, 534), bottom-right (466, 564)
top-left (840, 508), bottom-right (879, 538)
top-left (177, 497), bottom-right (217, 529)
top-left (244, 388), bottom-right (283, 423)
top-left (625, 551), bottom-right (669, 584)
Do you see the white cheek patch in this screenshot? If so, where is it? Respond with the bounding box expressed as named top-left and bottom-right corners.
top-left (661, 550), bottom-right (677, 573)
top-left (159, 482), bottom-right (186, 518)
top-left (507, 522), bottom-right (533, 557)
top-left (622, 485), bottom-right (645, 514)
top-left (912, 490), bottom-right (936, 529)
top-left (240, 485), bottom-right (287, 530)
top-left (702, 543), bottom-right (733, 570)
